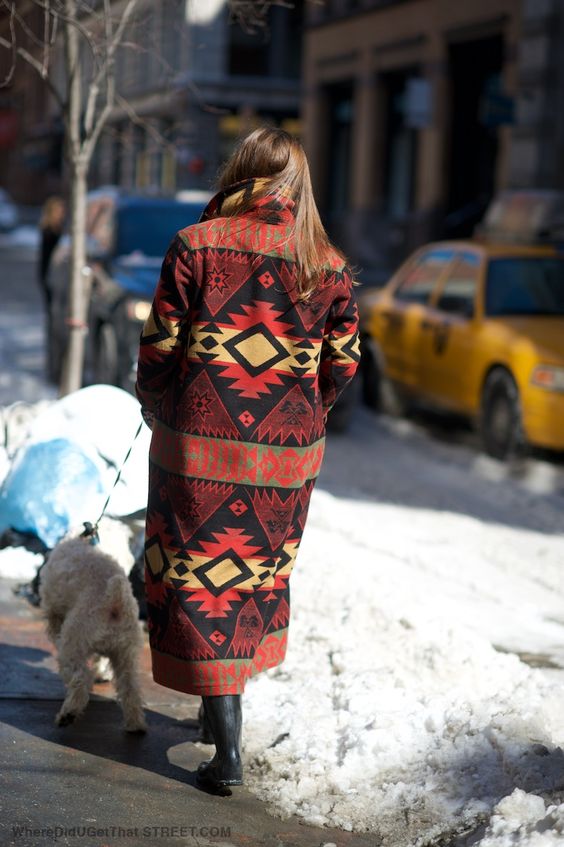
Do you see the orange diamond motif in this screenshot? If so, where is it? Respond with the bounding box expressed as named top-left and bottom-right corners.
top-left (229, 499), bottom-right (248, 516)
top-left (258, 271), bottom-right (274, 288)
top-left (239, 410), bottom-right (255, 426)
top-left (210, 630), bottom-right (226, 645)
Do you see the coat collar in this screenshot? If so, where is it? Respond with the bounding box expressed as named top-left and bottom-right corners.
top-left (199, 177), bottom-right (295, 226)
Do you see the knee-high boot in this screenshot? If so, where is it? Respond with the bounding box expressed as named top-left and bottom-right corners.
top-left (198, 699), bottom-right (214, 744)
top-left (197, 694), bottom-right (243, 790)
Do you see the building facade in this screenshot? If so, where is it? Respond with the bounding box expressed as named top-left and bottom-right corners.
top-left (0, 0), bottom-right (303, 205)
top-left (303, 0), bottom-right (564, 281)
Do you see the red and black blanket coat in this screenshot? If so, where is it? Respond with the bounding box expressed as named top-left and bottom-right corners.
top-left (135, 177), bottom-right (360, 695)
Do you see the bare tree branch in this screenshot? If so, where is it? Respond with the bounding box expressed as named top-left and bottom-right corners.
top-left (113, 91), bottom-right (176, 155)
top-left (82, 0), bottom-right (138, 140)
top-left (1, 0), bottom-right (48, 52)
top-left (228, 0), bottom-right (292, 33)
top-left (28, 0), bottom-right (98, 62)
top-left (0, 1), bottom-right (16, 86)
top-left (0, 32), bottom-right (65, 105)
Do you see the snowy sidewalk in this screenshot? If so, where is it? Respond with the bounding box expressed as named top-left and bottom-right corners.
top-left (243, 483), bottom-right (564, 845)
top-left (0, 244), bottom-right (56, 406)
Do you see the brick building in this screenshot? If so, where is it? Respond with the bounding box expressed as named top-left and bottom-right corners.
top-left (0, 0), bottom-right (303, 205)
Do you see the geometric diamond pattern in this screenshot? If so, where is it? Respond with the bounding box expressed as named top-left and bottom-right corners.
top-left (239, 410), bottom-right (255, 426)
top-left (229, 498), bottom-right (248, 515)
top-left (137, 175), bottom-right (361, 696)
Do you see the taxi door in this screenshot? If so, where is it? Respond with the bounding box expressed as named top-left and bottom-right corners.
top-left (417, 249), bottom-right (484, 413)
top-left (379, 247), bottom-right (455, 389)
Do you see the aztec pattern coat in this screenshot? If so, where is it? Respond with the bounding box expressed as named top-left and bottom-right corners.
top-left (135, 177), bottom-right (360, 695)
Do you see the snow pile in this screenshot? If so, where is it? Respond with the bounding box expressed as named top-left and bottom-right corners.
top-left (477, 790), bottom-right (564, 846)
top-left (23, 385), bottom-right (150, 518)
top-left (0, 387), bottom-right (150, 548)
top-left (0, 547), bottom-right (44, 581)
top-left (0, 517), bottom-right (135, 581)
top-left (243, 488), bottom-right (564, 846)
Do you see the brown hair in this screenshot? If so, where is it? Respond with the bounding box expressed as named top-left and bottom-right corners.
top-left (217, 127), bottom-right (346, 299)
top-left (40, 196), bottom-right (65, 231)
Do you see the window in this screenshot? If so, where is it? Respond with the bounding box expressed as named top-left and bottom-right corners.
top-left (436, 252), bottom-right (480, 318)
top-left (227, 1), bottom-right (303, 78)
top-left (486, 258), bottom-right (564, 317)
top-left (395, 249), bottom-right (454, 305)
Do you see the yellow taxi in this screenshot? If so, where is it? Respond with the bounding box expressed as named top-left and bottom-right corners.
top-left (359, 219), bottom-right (564, 458)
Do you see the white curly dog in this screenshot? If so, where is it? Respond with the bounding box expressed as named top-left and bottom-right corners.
top-left (40, 535), bottom-right (147, 732)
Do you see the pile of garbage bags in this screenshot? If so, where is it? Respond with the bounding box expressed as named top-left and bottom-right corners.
top-left (0, 385), bottom-right (150, 548)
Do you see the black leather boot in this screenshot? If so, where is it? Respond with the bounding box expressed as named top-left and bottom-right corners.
top-left (198, 699), bottom-right (214, 745)
top-left (197, 694), bottom-right (243, 794)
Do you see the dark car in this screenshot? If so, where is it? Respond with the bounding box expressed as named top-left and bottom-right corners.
top-left (48, 189), bottom-right (210, 389)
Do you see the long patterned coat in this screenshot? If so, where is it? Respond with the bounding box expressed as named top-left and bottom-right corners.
top-left (135, 177), bottom-right (360, 696)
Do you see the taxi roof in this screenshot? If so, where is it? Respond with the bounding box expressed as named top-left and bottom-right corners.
top-left (419, 240), bottom-right (562, 260)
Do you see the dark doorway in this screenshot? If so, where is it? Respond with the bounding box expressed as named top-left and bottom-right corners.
top-left (382, 69), bottom-right (419, 218)
top-left (325, 81), bottom-right (354, 220)
top-left (446, 34), bottom-right (504, 234)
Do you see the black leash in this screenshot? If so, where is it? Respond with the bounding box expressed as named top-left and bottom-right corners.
top-left (81, 419), bottom-right (144, 546)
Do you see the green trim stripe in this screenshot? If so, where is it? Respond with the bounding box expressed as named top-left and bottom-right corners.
top-left (150, 421), bottom-right (325, 488)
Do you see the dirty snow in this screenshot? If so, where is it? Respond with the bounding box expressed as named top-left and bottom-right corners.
top-left (242, 411), bottom-right (564, 847)
top-left (476, 789), bottom-right (564, 845)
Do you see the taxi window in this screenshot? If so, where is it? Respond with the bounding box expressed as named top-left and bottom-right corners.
top-left (436, 252), bottom-right (480, 318)
top-left (395, 249), bottom-right (454, 305)
top-left (486, 257), bottom-right (564, 316)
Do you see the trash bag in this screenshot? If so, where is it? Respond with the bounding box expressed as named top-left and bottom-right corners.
top-left (25, 385), bottom-right (150, 517)
top-left (0, 438), bottom-right (105, 548)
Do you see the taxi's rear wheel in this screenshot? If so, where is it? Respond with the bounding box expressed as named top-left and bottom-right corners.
top-left (480, 368), bottom-right (526, 460)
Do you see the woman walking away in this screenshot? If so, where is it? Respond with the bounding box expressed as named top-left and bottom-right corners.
top-left (135, 127), bottom-right (361, 794)
top-left (38, 196), bottom-right (65, 309)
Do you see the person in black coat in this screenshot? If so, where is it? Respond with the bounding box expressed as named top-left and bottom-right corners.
top-left (38, 196), bottom-right (66, 309)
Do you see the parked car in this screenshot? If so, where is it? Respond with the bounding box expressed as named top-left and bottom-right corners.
top-left (0, 188), bottom-right (19, 231)
top-left (48, 189), bottom-right (211, 389)
top-left (358, 192), bottom-right (564, 459)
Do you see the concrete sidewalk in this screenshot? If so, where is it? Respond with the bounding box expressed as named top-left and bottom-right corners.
top-left (0, 578), bottom-right (376, 847)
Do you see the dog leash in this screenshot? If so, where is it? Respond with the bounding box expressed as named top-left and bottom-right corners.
top-left (81, 419), bottom-right (144, 546)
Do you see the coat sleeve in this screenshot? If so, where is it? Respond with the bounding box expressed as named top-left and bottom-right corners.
top-left (135, 234), bottom-right (194, 427)
top-left (318, 268), bottom-right (361, 418)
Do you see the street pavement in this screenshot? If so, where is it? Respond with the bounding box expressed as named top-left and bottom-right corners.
top-left (0, 577), bottom-right (376, 847)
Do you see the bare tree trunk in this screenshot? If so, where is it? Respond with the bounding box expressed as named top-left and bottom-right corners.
top-left (59, 0), bottom-right (87, 396)
top-left (59, 161), bottom-right (89, 396)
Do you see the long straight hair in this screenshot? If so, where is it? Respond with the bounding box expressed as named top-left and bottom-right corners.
top-left (217, 127), bottom-right (346, 299)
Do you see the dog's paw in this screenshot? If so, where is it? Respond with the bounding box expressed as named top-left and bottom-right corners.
top-left (124, 712), bottom-right (148, 734)
top-left (55, 711), bottom-right (76, 727)
top-left (125, 722), bottom-right (147, 734)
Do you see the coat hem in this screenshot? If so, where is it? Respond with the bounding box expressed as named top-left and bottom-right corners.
top-left (149, 627), bottom-right (288, 695)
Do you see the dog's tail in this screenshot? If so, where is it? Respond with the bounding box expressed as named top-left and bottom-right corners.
top-left (105, 574), bottom-right (131, 623)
